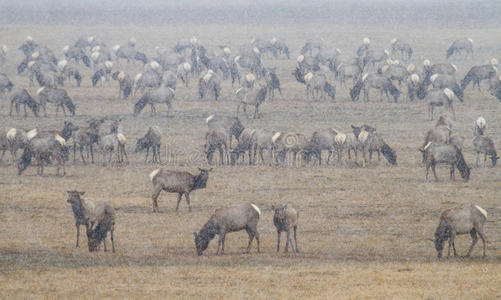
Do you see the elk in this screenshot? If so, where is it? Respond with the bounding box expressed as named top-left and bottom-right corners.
top-left (422, 142), bottom-right (470, 181)
top-left (446, 38), bottom-right (474, 59)
top-left (430, 205), bottom-right (487, 258)
top-left (350, 73), bottom-right (400, 102)
top-left (194, 202), bottom-right (261, 256)
top-left (9, 89), bottom-right (40, 118)
top-left (37, 87), bottom-right (76, 117)
top-left (351, 125), bottom-right (397, 166)
top-left (272, 203), bottom-right (299, 253)
top-left (236, 85), bottom-right (267, 119)
top-left (473, 116), bottom-right (487, 136)
top-left (206, 114), bottom-right (244, 149)
top-left (461, 63), bottom-right (497, 91)
top-left (426, 88), bottom-right (458, 121)
top-left (18, 132), bottom-right (68, 176)
top-left (205, 127), bottom-right (229, 165)
top-left (133, 84), bottom-right (174, 117)
top-left (135, 126), bottom-right (162, 163)
top-left (473, 135), bottom-right (498, 167)
top-left (272, 132), bottom-right (309, 167)
top-left (149, 168), bottom-right (211, 212)
top-left (230, 129), bottom-right (256, 165)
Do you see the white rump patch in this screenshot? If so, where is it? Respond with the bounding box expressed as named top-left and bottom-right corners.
top-left (430, 74), bottom-right (438, 83)
top-left (468, 38), bottom-right (474, 44)
top-left (116, 133), bottom-right (126, 144)
top-left (149, 168), bottom-right (161, 181)
top-left (250, 129), bottom-right (256, 136)
top-left (335, 132), bottom-right (346, 144)
top-left (363, 37), bottom-right (370, 45)
top-left (235, 87), bottom-right (244, 95)
top-left (92, 46), bottom-right (101, 53)
top-left (362, 73), bottom-right (369, 81)
top-left (491, 58), bottom-right (498, 66)
top-left (407, 64), bottom-right (415, 73)
top-left (443, 88), bottom-right (455, 100)
top-left (222, 47), bottom-right (231, 56)
top-left (423, 59), bottom-right (431, 66)
top-left (272, 132), bottom-right (282, 144)
top-left (57, 60), bottom-right (67, 70)
top-left (335, 48), bottom-right (342, 55)
top-left (88, 36), bottom-right (95, 43)
top-left (28, 61), bottom-right (36, 68)
top-left (253, 47), bottom-right (260, 55)
top-left (113, 45), bottom-right (121, 52)
top-left (384, 49), bottom-right (390, 56)
top-left (36, 87), bottom-right (45, 96)
top-left (475, 116), bottom-right (486, 129)
top-left (394, 60), bottom-right (400, 65)
top-left (270, 37), bottom-right (277, 44)
top-left (304, 72), bottom-right (313, 82)
top-left (190, 37), bottom-right (198, 44)
top-left (183, 62), bottom-right (191, 72)
top-left (26, 128), bottom-right (38, 141)
top-left (381, 65), bottom-right (389, 73)
top-left (493, 66), bottom-right (498, 73)
top-left (26, 35), bottom-right (33, 42)
top-left (411, 74), bottom-right (420, 84)
top-left (390, 38), bottom-right (397, 45)
top-left (474, 205), bottom-right (487, 218)
top-left (234, 56), bottom-right (240, 63)
top-left (386, 58), bottom-right (394, 65)
top-left (168, 87), bottom-right (176, 95)
top-left (250, 203), bottom-right (261, 216)
top-left (206, 114), bottom-right (215, 123)
top-left (129, 37), bottom-right (137, 44)
top-left (203, 72), bottom-right (213, 83)
top-left (1, 45), bottom-right (7, 53)
top-left (55, 134), bottom-right (66, 146)
top-left (245, 73), bottom-right (256, 83)
top-left (91, 52), bottom-right (100, 61)
top-left (297, 55), bottom-right (304, 63)
top-left (105, 61), bottom-right (113, 69)
top-left (31, 51), bottom-right (39, 59)
top-left (150, 61), bottom-right (160, 70)
top-left (423, 141), bottom-right (432, 151)
top-left (6, 128), bottom-right (17, 140)
top-left (451, 63), bottom-right (457, 71)
top-left (358, 130), bottom-right (369, 143)
top-left (62, 45), bottom-right (69, 53)
top-left (135, 73), bottom-right (143, 82)
top-left (118, 71), bottom-right (125, 81)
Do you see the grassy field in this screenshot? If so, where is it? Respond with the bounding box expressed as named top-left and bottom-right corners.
top-left (1, 21), bottom-right (501, 299)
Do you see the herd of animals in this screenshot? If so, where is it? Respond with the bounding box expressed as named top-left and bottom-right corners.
top-left (0, 34), bottom-right (499, 259)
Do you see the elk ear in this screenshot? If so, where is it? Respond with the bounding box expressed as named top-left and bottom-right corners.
top-left (271, 205), bottom-right (276, 211)
top-left (418, 148), bottom-right (424, 153)
top-left (209, 168), bottom-right (213, 172)
top-left (426, 238), bottom-right (435, 243)
top-left (79, 191), bottom-right (85, 195)
top-left (193, 232), bottom-right (198, 238)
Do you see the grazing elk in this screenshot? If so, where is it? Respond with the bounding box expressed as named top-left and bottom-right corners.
top-left (73, 118), bottom-right (105, 164)
top-left (252, 130), bottom-right (275, 165)
top-left (304, 130), bottom-right (334, 166)
top-left (133, 84), bottom-right (175, 117)
top-left (422, 142), bottom-right (470, 181)
top-left (9, 89), bottom-right (40, 118)
top-left (230, 129), bottom-right (256, 165)
top-left (205, 127), bottom-right (230, 165)
top-left (206, 114), bottom-right (244, 149)
top-left (420, 116), bottom-right (453, 164)
top-left (236, 86), bottom-right (267, 119)
top-left (390, 38), bottom-right (413, 61)
top-left (263, 67), bottom-right (283, 101)
top-left (199, 70), bottom-right (222, 101)
top-left (351, 125), bottom-right (397, 166)
top-left (149, 168), bottom-right (212, 212)
top-left (461, 63), bottom-right (497, 91)
top-left (431, 205), bottom-right (487, 258)
top-left (272, 132), bottom-right (309, 167)
top-left (473, 135), bottom-right (498, 167)
top-left (273, 203), bottom-right (299, 253)
top-left (350, 73), bottom-right (400, 102)
top-left (0, 73), bottom-right (14, 95)
top-left (37, 87), bottom-right (76, 117)
top-left (429, 73), bottom-right (463, 101)
top-left (194, 202), bottom-right (261, 255)
top-left (67, 191), bottom-right (116, 252)
top-left (446, 38), bottom-right (474, 59)
top-left (135, 126), bottom-right (162, 163)
top-left (112, 71), bottom-right (133, 100)
top-left (18, 133), bottom-right (68, 176)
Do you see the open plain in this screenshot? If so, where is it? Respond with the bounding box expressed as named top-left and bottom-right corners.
top-left (1, 10), bottom-right (501, 299)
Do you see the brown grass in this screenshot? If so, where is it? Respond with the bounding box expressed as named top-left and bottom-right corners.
top-left (1, 22), bottom-right (501, 299)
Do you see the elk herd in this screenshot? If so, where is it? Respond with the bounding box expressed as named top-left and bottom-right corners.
top-left (1, 33), bottom-right (499, 259)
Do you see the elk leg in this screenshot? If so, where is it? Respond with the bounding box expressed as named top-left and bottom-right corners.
top-left (483, 154), bottom-right (487, 168)
top-left (9, 99), bottom-right (14, 116)
top-left (23, 104), bottom-right (27, 118)
top-left (75, 223), bottom-right (80, 248)
top-left (185, 193), bottom-right (192, 212)
top-left (432, 162), bottom-right (439, 181)
top-left (466, 229), bottom-right (478, 257)
top-left (285, 230), bottom-right (290, 253)
top-left (245, 227), bottom-right (255, 254)
top-left (103, 236), bottom-right (107, 252)
top-left (276, 230), bottom-right (281, 252)
top-left (450, 163), bottom-right (455, 181)
top-left (151, 186), bottom-right (162, 212)
top-left (217, 233), bottom-right (225, 255)
top-left (293, 225), bottom-right (299, 253)
top-left (476, 152), bottom-right (480, 167)
top-left (175, 193), bottom-right (182, 211)
top-left (110, 228), bottom-right (115, 253)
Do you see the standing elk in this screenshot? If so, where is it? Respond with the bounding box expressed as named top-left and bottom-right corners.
top-left (236, 86), bottom-right (267, 119)
top-left (133, 83), bottom-right (175, 117)
top-left (194, 202), bottom-right (261, 256)
top-left (350, 73), bottom-right (400, 102)
top-left (149, 168), bottom-right (212, 213)
top-left (390, 38), bottom-right (413, 61)
top-left (37, 87), bottom-right (76, 117)
top-left (205, 127), bottom-right (230, 165)
top-left (473, 116), bottom-right (487, 136)
top-left (473, 135), bottom-right (498, 167)
top-left (135, 126), bottom-right (162, 163)
top-left (430, 205), bottom-right (487, 258)
top-left (199, 70), bottom-right (222, 101)
top-left (461, 62), bottom-right (497, 91)
top-left (273, 203), bottom-right (299, 253)
top-left (18, 132), bottom-right (68, 176)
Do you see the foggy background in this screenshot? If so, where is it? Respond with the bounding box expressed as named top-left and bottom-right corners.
top-left (0, 0), bottom-right (499, 25)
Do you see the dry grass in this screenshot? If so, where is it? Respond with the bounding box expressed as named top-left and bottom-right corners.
top-left (1, 22), bottom-right (501, 299)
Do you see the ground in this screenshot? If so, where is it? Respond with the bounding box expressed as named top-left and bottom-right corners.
top-left (1, 22), bottom-right (501, 299)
